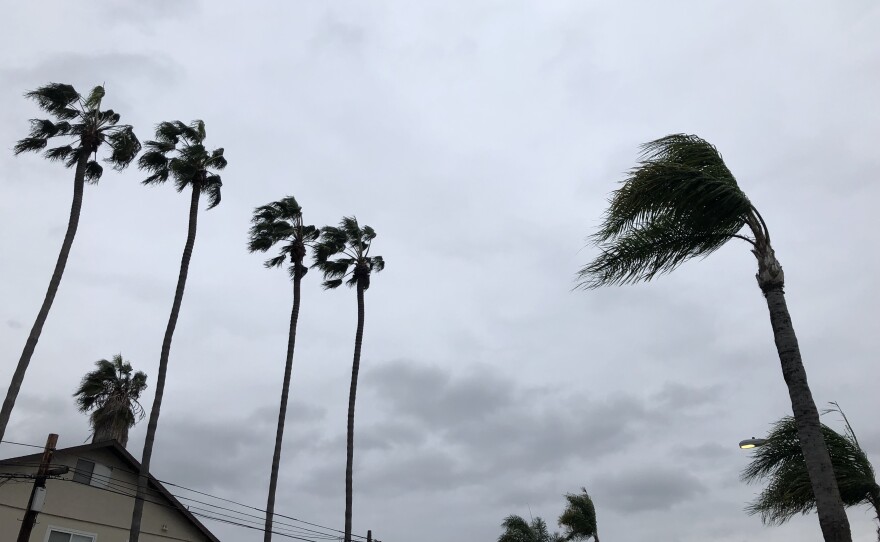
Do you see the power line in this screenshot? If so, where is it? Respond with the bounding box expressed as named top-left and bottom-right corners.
top-left (3, 438), bottom-right (377, 541)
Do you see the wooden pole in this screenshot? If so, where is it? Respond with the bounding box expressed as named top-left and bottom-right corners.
top-left (17, 433), bottom-right (58, 542)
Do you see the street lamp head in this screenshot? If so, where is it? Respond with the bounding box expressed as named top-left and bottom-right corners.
top-left (739, 437), bottom-right (767, 449)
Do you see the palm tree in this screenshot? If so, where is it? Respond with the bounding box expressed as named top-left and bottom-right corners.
top-left (248, 196), bottom-right (320, 542)
top-left (313, 217), bottom-right (384, 542)
top-left (74, 354), bottom-right (148, 447)
top-left (499, 515), bottom-right (563, 542)
top-left (2, 83), bottom-right (140, 442)
top-left (558, 488), bottom-right (599, 542)
top-left (742, 404), bottom-right (880, 538)
top-left (128, 120), bottom-right (226, 542)
top-left (578, 134), bottom-right (851, 542)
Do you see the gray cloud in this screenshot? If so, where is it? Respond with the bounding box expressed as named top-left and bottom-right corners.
top-left (594, 467), bottom-right (707, 513)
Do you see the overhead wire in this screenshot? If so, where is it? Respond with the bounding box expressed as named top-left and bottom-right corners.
top-left (2, 438), bottom-right (378, 541)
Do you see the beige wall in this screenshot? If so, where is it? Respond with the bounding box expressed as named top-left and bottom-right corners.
top-left (0, 448), bottom-right (214, 541)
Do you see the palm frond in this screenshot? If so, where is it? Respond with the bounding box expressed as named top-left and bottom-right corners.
top-left (84, 161), bottom-right (104, 183)
top-left (83, 86), bottom-right (105, 109)
top-left (13, 137), bottom-right (48, 155)
top-left (104, 126), bottom-right (141, 170)
top-left (579, 134), bottom-right (753, 289)
top-left (24, 83), bottom-right (80, 116)
top-left (43, 145), bottom-right (75, 163)
top-left (204, 175), bottom-right (222, 209)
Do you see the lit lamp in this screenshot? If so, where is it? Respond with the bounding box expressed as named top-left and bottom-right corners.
top-left (739, 437), bottom-right (767, 449)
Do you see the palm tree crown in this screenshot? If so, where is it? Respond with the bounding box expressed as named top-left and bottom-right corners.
top-left (73, 354), bottom-right (147, 447)
top-left (499, 515), bottom-right (563, 542)
top-left (742, 404), bottom-right (880, 526)
top-left (578, 134), bottom-right (764, 288)
top-left (138, 120), bottom-right (226, 207)
top-left (248, 196), bottom-right (320, 277)
top-left (313, 216), bottom-right (385, 289)
top-left (558, 488), bottom-right (600, 542)
top-left (14, 83), bottom-right (141, 180)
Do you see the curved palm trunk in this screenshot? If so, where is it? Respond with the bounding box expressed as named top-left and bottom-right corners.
top-left (264, 274), bottom-right (302, 542)
top-left (0, 152), bottom-right (89, 442)
top-left (130, 185), bottom-right (201, 542)
top-left (761, 282), bottom-right (851, 542)
top-left (344, 284), bottom-right (366, 542)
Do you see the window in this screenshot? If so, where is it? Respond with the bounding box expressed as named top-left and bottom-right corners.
top-left (71, 458), bottom-right (112, 488)
top-left (46, 527), bottom-right (96, 542)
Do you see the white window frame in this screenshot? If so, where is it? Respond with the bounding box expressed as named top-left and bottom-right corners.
top-left (44, 525), bottom-right (97, 542)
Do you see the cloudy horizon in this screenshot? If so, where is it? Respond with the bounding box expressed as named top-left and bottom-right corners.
top-left (1, 1), bottom-right (878, 541)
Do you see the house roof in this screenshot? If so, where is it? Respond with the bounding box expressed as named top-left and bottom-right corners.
top-left (0, 440), bottom-right (221, 542)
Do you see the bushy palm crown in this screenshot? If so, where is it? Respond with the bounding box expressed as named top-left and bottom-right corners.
top-left (248, 196), bottom-right (320, 278)
top-left (499, 515), bottom-right (563, 542)
top-left (138, 120), bottom-right (226, 207)
top-left (579, 134), bottom-right (766, 287)
top-left (742, 404), bottom-right (880, 525)
top-left (74, 355), bottom-right (148, 433)
top-left (558, 488), bottom-right (599, 541)
top-left (313, 217), bottom-right (385, 290)
top-left (14, 83), bottom-right (141, 181)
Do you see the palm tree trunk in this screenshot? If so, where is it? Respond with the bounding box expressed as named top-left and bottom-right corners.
top-left (264, 273), bottom-right (302, 542)
top-left (762, 285), bottom-right (851, 542)
top-left (344, 284), bottom-right (366, 542)
top-left (130, 185), bottom-right (201, 542)
top-left (0, 152), bottom-right (89, 442)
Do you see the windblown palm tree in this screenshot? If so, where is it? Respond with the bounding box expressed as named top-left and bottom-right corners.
top-left (742, 404), bottom-right (880, 538)
top-left (2, 83), bottom-right (140, 442)
top-left (499, 515), bottom-right (563, 542)
top-left (74, 354), bottom-right (147, 447)
top-left (313, 217), bottom-right (384, 542)
top-left (558, 488), bottom-right (599, 542)
top-left (578, 134), bottom-right (851, 542)
top-left (129, 120), bottom-right (226, 542)
top-left (248, 196), bottom-right (319, 542)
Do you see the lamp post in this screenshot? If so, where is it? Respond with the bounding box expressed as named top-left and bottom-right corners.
top-left (739, 437), bottom-right (767, 449)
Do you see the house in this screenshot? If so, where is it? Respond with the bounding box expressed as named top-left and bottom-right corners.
top-left (0, 440), bottom-right (220, 542)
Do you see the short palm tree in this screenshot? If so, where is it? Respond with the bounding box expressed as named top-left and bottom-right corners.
top-left (578, 134), bottom-right (851, 542)
top-left (128, 120), bottom-right (226, 542)
top-left (313, 217), bottom-right (384, 542)
top-left (248, 196), bottom-right (319, 542)
top-left (558, 488), bottom-right (599, 542)
top-left (74, 354), bottom-right (147, 447)
top-left (742, 404), bottom-right (880, 537)
top-left (2, 83), bottom-right (140, 442)
top-left (499, 515), bottom-right (563, 542)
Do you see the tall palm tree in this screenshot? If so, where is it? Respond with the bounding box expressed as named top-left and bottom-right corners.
top-left (128, 120), bottom-right (226, 542)
top-left (558, 488), bottom-right (599, 542)
top-left (313, 217), bottom-right (384, 542)
top-left (2, 83), bottom-right (140, 442)
top-left (248, 196), bottom-right (320, 542)
top-left (499, 515), bottom-right (563, 542)
top-left (578, 134), bottom-right (851, 542)
top-left (742, 404), bottom-right (880, 538)
top-left (74, 354), bottom-right (148, 447)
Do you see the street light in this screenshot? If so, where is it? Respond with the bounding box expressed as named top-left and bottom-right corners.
top-left (739, 437), bottom-right (767, 449)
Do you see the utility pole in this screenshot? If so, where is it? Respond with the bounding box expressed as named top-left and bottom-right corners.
top-left (17, 433), bottom-right (58, 542)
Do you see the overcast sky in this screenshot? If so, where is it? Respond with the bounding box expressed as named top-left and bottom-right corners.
top-left (1, 1), bottom-right (878, 541)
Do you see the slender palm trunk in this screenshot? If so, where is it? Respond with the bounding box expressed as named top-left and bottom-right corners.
top-left (762, 285), bottom-right (851, 542)
top-left (0, 152), bottom-right (88, 442)
top-left (264, 273), bottom-right (302, 542)
top-left (130, 185), bottom-right (201, 542)
top-left (344, 284), bottom-right (366, 542)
